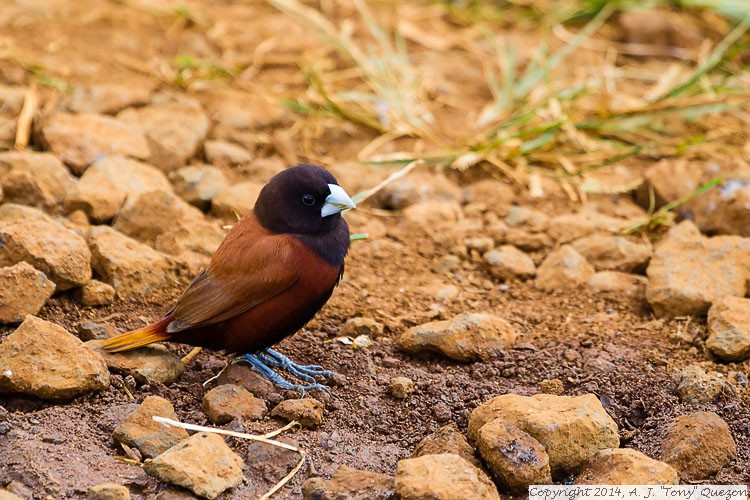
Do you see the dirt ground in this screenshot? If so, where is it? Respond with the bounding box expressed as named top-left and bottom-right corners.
top-left (1, 0), bottom-right (749, 499)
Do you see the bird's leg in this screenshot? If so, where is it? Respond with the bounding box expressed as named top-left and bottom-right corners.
top-left (238, 349), bottom-right (332, 395)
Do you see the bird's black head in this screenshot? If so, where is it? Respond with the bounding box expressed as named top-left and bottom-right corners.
top-left (254, 164), bottom-right (356, 236)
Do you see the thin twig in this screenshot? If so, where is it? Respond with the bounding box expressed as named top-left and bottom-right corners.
top-left (181, 347), bottom-right (202, 364)
top-left (351, 159), bottom-right (422, 205)
top-left (15, 85), bottom-right (38, 151)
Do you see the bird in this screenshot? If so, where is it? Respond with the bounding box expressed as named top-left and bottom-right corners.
top-left (98, 163), bottom-right (356, 393)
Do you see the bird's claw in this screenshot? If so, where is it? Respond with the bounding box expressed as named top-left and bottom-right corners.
top-left (239, 348), bottom-right (332, 395)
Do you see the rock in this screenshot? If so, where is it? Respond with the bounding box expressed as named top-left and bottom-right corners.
top-left (0, 490), bottom-right (23, 500)
top-left (93, 343), bottom-right (185, 385)
top-left (76, 279), bottom-right (116, 307)
top-left (340, 317), bottom-right (385, 338)
top-left (692, 178), bottom-right (750, 237)
top-left (302, 465), bottom-right (396, 500)
top-left (118, 102), bottom-right (210, 171)
top-left (215, 362), bottom-right (279, 401)
top-left (202, 384), bottom-right (267, 424)
top-left (388, 377), bottom-right (415, 399)
top-left (89, 226), bottom-right (176, 297)
top-left (375, 172), bottom-right (461, 210)
top-left (204, 140), bottom-right (253, 166)
top-left (113, 190), bottom-right (224, 256)
top-left (77, 321), bottom-right (119, 341)
top-left (588, 271), bottom-right (648, 296)
top-left (243, 439), bottom-right (301, 496)
top-left (169, 165), bottom-right (228, 210)
top-left (87, 483), bottom-right (131, 500)
top-left (706, 296), bottom-right (750, 361)
top-left (68, 82), bottom-right (153, 115)
top-left (395, 454), bottom-right (500, 500)
top-left (539, 379), bottom-right (565, 395)
top-left (505, 206), bottom-right (549, 232)
top-left (210, 181), bottom-right (264, 220)
top-left (144, 432), bottom-right (243, 499)
top-left (575, 448), bottom-right (679, 485)
top-left (548, 210), bottom-right (628, 242)
top-left (398, 313), bottom-right (516, 362)
top-left (271, 398), bottom-right (324, 428)
top-left (661, 412), bottom-right (737, 481)
top-left (0, 316), bottom-right (109, 401)
top-left (65, 157), bottom-right (173, 223)
top-left (571, 235), bottom-right (651, 272)
top-left (502, 227), bottom-right (553, 251)
top-left (0, 204), bottom-right (92, 290)
top-left (476, 419), bottom-right (552, 494)
top-left (403, 201), bottom-right (463, 229)
top-left (483, 245), bottom-right (536, 280)
top-left (153, 219), bottom-right (225, 274)
top-left (0, 151), bottom-right (76, 212)
top-left (468, 393), bottom-right (619, 477)
top-left (465, 236), bottom-right (495, 254)
top-left (646, 221), bottom-right (750, 317)
top-left (535, 245), bottom-right (595, 291)
top-left (39, 112), bottom-right (150, 175)
top-left (462, 179), bottom-right (515, 212)
top-left (636, 159), bottom-right (704, 208)
top-left (0, 262), bottom-right (55, 323)
top-left (113, 395), bottom-right (189, 459)
top-left (676, 365), bottom-right (733, 404)
top-left (413, 424), bottom-right (479, 467)
top-left (198, 88), bottom-right (289, 136)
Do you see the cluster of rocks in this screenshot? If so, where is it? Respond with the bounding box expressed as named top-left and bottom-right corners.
top-left (300, 392), bottom-right (737, 499)
top-left (0, 86), bottom-right (290, 324)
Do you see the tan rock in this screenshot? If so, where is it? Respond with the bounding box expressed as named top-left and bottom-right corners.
top-left (198, 88), bottom-right (290, 135)
top-left (202, 384), bottom-right (267, 424)
top-left (210, 181), bottom-right (263, 220)
top-left (340, 317), bottom-right (385, 338)
top-left (93, 343), bottom-right (185, 385)
top-left (539, 378), bottom-right (565, 395)
top-left (302, 465), bottom-right (395, 500)
top-left (204, 140), bottom-right (253, 166)
top-left (476, 419), bottom-right (552, 494)
top-left (403, 201), bottom-right (463, 229)
top-left (65, 157), bottom-right (172, 223)
top-left (0, 151), bottom-right (76, 212)
top-left (395, 454), bottom-right (500, 500)
top-left (535, 245), bottom-right (595, 291)
top-left (68, 81), bottom-right (154, 114)
top-left (576, 448), bottom-right (678, 485)
top-left (271, 398), bottom-right (324, 428)
top-left (39, 112), bottom-right (150, 175)
top-left (468, 393), bottom-right (619, 477)
top-left (0, 490), bottom-right (23, 500)
top-left (215, 362), bottom-right (278, 401)
top-left (169, 165), bottom-right (228, 210)
top-left (505, 205), bottom-right (549, 232)
top-left (706, 296), bottom-right (750, 361)
top-left (548, 210), bottom-right (628, 242)
top-left (571, 234), bottom-right (651, 272)
top-left (76, 279), bottom-right (116, 307)
top-left (646, 221), bottom-right (750, 317)
top-left (483, 245), bottom-right (536, 280)
top-left (144, 432), bottom-right (243, 499)
top-left (636, 158), bottom-right (704, 208)
top-left (588, 271), bottom-right (648, 296)
top-left (0, 204), bottom-right (91, 290)
top-left (0, 262), bottom-right (55, 323)
top-left (388, 377), bottom-right (415, 399)
top-left (89, 226), bottom-right (176, 297)
top-left (677, 365), bottom-right (734, 405)
top-left (413, 423), bottom-right (480, 467)
top-left (87, 483), bottom-right (131, 500)
top-left (661, 412), bottom-right (737, 481)
top-left (118, 102), bottom-right (209, 171)
top-left (113, 395), bottom-right (188, 459)
top-left (0, 316), bottom-right (109, 401)
top-left (398, 313), bottom-right (516, 362)
top-left (375, 172), bottom-right (461, 210)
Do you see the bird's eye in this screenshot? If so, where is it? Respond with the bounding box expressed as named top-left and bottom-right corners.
top-left (301, 194), bottom-right (316, 206)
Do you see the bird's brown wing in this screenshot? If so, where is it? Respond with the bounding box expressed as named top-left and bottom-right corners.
top-left (166, 231), bottom-right (300, 333)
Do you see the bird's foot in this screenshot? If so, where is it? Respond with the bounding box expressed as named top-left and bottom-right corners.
top-left (239, 348), bottom-right (332, 395)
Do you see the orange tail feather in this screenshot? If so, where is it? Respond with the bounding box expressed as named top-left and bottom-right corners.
top-left (99, 315), bottom-right (174, 353)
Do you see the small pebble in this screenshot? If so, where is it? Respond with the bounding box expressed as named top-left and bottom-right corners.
top-left (388, 376), bottom-right (415, 399)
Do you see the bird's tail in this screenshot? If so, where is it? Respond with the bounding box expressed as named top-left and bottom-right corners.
top-left (98, 315), bottom-right (174, 352)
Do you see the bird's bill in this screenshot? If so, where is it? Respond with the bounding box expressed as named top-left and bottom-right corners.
top-left (322, 183), bottom-right (356, 217)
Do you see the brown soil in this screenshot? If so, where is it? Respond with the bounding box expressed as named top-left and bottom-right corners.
top-left (1, 1), bottom-right (749, 499)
